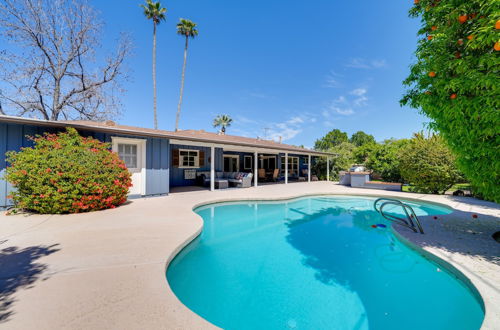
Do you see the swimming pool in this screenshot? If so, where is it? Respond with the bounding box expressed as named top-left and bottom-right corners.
top-left (167, 196), bottom-right (484, 330)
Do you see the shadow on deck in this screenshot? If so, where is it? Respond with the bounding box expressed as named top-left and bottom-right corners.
top-left (0, 243), bottom-right (60, 323)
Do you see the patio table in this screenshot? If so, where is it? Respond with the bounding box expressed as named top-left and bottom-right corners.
top-left (214, 179), bottom-right (229, 189)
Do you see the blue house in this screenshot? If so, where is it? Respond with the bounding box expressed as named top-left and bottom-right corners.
top-left (0, 115), bottom-right (333, 208)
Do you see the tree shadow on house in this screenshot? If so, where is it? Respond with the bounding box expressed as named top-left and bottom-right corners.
top-left (0, 243), bottom-right (60, 323)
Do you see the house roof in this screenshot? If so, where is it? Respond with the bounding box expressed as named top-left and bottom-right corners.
top-left (0, 115), bottom-right (334, 156)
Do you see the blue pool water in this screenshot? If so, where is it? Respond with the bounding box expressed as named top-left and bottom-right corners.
top-left (167, 196), bottom-right (484, 330)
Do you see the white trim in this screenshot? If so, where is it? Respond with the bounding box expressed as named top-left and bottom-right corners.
top-left (259, 155), bottom-right (277, 169)
top-left (223, 154), bottom-right (239, 172)
top-left (0, 116), bottom-right (334, 157)
top-left (327, 157), bottom-right (330, 181)
top-left (254, 151), bottom-right (258, 187)
top-left (178, 149), bottom-right (200, 169)
top-left (281, 156), bottom-right (299, 176)
top-left (285, 152), bottom-right (288, 184)
top-left (210, 146), bottom-right (215, 191)
top-left (243, 155), bottom-right (253, 170)
top-left (168, 138), bottom-right (328, 156)
top-left (308, 155), bottom-right (311, 182)
top-left (111, 137), bottom-right (147, 196)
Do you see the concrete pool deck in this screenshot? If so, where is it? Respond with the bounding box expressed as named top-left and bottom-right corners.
top-left (0, 181), bottom-right (498, 329)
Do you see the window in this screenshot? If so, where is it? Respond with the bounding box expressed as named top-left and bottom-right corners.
top-left (303, 157), bottom-right (309, 166)
top-left (179, 150), bottom-right (199, 168)
top-left (260, 156), bottom-right (276, 170)
top-left (244, 155), bottom-right (252, 170)
top-left (118, 143), bottom-right (138, 168)
top-left (223, 155), bottom-right (239, 172)
top-left (281, 156), bottom-right (299, 175)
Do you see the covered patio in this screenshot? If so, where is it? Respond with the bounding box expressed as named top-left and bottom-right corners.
top-left (169, 137), bottom-right (335, 191)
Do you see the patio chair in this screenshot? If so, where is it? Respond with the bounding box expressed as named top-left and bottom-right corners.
top-left (271, 168), bottom-right (279, 182)
top-left (258, 169), bottom-right (266, 181)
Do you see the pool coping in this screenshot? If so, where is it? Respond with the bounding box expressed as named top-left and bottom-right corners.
top-left (0, 182), bottom-right (498, 329)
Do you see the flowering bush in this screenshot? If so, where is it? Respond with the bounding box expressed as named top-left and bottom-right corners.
top-left (4, 127), bottom-right (132, 214)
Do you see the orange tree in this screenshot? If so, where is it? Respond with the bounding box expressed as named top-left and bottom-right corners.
top-left (401, 0), bottom-right (500, 202)
top-left (5, 128), bottom-right (132, 214)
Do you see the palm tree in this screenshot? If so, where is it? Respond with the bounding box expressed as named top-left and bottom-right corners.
top-left (141, 0), bottom-right (166, 129)
top-left (213, 115), bottom-right (233, 135)
top-left (175, 19), bottom-right (198, 131)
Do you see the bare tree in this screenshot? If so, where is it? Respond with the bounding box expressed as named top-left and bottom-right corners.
top-left (0, 0), bottom-right (131, 121)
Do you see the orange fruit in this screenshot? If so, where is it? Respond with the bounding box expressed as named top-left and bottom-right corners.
top-left (428, 71), bottom-right (436, 77)
top-left (496, 20), bottom-right (500, 29)
top-left (424, 91), bottom-right (431, 95)
top-left (455, 52), bottom-right (461, 58)
top-left (458, 15), bottom-right (468, 24)
top-left (457, 39), bottom-right (464, 45)
top-left (495, 42), bottom-right (500, 51)
top-left (450, 93), bottom-right (457, 99)
top-left (427, 35), bottom-right (433, 40)
top-left (414, 0), bottom-right (419, 3)
top-left (431, 26), bottom-right (437, 31)
top-left (470, 13), bottom-right (477, 19)
top-left (467, 35), bottom-right (474, 40)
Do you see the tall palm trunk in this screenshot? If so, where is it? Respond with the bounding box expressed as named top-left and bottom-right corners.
top-left (152, 22), bottom-right (158, 129)
top-left (175, 35), bottom-right (189, 131)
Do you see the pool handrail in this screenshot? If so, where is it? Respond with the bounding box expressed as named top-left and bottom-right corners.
top-left (374, 198), bottom-right (424, 234)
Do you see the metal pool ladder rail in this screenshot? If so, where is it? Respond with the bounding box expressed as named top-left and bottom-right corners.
top-left (373, 198), bottom-right (424, 234)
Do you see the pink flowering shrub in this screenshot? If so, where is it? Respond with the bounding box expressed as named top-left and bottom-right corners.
top-left (4, 127), bottom-right (132, 214)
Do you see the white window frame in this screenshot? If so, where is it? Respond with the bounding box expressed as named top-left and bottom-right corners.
top-left (223, 154), bottom-right (239, 172)
top-left (117, 143), bottom-right (139, 169)
top-left (243, 155), bottom-right (253, 170)
top-left (281, 156), bottom-right (299, 174)
top-left (260, 155), bottom-right (277, 169)
top-left (179, 149), bottom-right (200, 169)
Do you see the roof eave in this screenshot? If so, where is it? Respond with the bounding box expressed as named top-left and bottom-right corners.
top-left (0, 115), bottom-right (336, 156)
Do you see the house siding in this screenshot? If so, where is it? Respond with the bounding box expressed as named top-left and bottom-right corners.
top-left (0, 123), bottom-right (170, 207)
top-left (170, 144), bottom-right (223, 187)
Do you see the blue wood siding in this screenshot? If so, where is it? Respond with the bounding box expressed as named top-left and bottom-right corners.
top-left (0, 123), bottom-right (170, 207)
top-left (170, 144), bottom-right (223, 187)
top-left (0, 123), bottom-right (59, 207)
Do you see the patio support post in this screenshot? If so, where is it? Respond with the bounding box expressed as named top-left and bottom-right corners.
top-left (210, 146), bottom-right (215, 191)
top-left (254, 151), bottom-right (258, 187)
top-left (308, 155), bottom-right (311, 182)
top-left (327, 157), bottom-right (330, 181)
top-left (285, 153), bottom-right (288, 184)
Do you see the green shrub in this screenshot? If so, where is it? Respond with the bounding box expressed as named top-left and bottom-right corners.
top-left (313, 142), bottom-right (355, 180)
top-left (399, 133), bottom-right (462, 194)
top-left (365, 139), bottom-right (410, 183)
top-left (5, 128), bottom-right (132, 214)
top-left (401, 0), bottom-right (500, 202)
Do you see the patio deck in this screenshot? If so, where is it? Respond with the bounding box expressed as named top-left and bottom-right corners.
top-left (0, 182), bottom-right (498, 329)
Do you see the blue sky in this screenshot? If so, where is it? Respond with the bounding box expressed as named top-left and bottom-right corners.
top-left (78, 1), bottom-right (427, 146)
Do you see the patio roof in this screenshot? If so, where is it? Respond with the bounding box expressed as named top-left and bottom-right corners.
top-left (0, 115), bottom-right (335, 156)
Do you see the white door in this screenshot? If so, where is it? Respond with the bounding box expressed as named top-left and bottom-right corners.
top-left (112, 137), bottom-right (146, 196)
